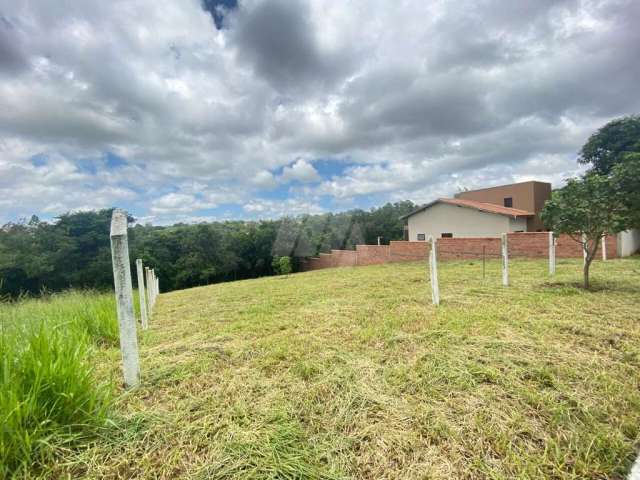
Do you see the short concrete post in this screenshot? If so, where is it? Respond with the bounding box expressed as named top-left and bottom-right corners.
top-left (109, 209), bottom-right (140, 388)
top-left (501, 233), bottom-right (509, 287)
top-left (151, 270), bottom-right (156, 308)
top-left (601, 234), bottom-right (607, 261)
top-left (548, 231), bottom-right (556, 275)
top-left (145, 267), bottom-right (153, 314)
top-left (152, 270), bottom-right (157, 304)
top-left (428, 236), bottom-right (440, 306)
top-left (136, 259), bottom-right (148, 329)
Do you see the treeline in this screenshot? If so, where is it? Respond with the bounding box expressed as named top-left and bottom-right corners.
top-left (0, 201), bottom-right (415, 297)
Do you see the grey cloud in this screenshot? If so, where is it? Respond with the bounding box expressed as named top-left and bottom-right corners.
top-left (229, 0), bottom-right (355, 93)
top-left (0, 17), bottom-right (28, 74)
top-left (0, 0), bottom-right (639, 224)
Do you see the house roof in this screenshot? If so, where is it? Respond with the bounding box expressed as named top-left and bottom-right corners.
top-left (400, 198), bottom-right (534, 220)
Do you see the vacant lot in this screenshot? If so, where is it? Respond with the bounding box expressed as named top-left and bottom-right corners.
top-left (51, 258), bottom-right (640, 478)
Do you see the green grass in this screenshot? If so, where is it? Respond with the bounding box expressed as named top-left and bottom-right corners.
top-left (0, 291), bottom-right (120, 478)
top-left (7, 258), bottom-right (640, 479)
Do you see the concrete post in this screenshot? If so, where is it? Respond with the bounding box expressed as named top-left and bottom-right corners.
top-left (428, 236), bottom-right (440, 306)
top-left (109, 209), bottom-right (140, 388)
top-left (601, 235), bottom-right (607, 261)
top-left (548, 231), bottom-right (556, 275)
top-left (150, 269), bottom-right (156, 309)
top-left (501, 233), bottom-right (509, 287)
top-left (135, 259), bottom-right (148, 329)
top-left (145, 267), bottom-right (152, 314)
top-left (152, 270), bottom-right (157, 304)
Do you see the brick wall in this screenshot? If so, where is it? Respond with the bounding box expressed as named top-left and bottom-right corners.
top-left (389, 241), bottom-right (428, 262)
top-left (331, 249), bottom-right (358, 267)
top-left (508, 232), bottom-right (617, 258)
top-left (355, 245), bottom-right (389, 265)
top-left (299, 232), bottom-right (618, 272)
top-left (437, 237), bottom-right (501, 260)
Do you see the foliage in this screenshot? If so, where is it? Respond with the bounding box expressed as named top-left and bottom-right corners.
top-left (543, 116), bottom-right (640, 288)
top-left (579, 115), bottom-right (640, 175)
top-left (0, 202), bottom-right (416, 297)
top-left (541, 172), bottom-right (631, 288)
top-left (271, 256), bottom-right (292, 275)
top-left (0, 291), bottom-right (117, 477)
top-left (610, 153), bottom-right (640, 228)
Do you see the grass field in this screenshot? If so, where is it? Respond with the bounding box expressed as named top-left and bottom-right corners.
top-left (6, 257), bottom-right (640, 479)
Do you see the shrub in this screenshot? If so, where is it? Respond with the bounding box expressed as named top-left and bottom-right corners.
top-left (0, 291), bottom-right (116, 477)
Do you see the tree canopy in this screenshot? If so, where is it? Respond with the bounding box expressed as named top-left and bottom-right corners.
top-left (542, 115), bottom-right (640, 288)
top-left (579, 115), bottom-right (640, 175)
top-left (0, 201), bottom-right (416, 297)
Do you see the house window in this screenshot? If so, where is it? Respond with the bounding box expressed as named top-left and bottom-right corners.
top-left (441, 233), bottom-right (453, 238)
top-left (503, 197), bottom-right (513, 208)
top-left (417, 233), bottom-right (426, 241)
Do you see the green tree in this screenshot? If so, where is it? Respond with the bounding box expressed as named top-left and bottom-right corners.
top-left (609, 153), bottom-right (640, 228)
top-left (579, 115), bottom-right (640, 175)
top-left (278, 256), bottom-right (292, 276)
top-left (541, 172), bottom-right (630, 289)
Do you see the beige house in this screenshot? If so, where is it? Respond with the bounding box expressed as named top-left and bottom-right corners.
top-left (401, 181), bottom-right (552, 240)
top-left (401, 197), bottom-right (533, 241)
top-left (454, 181), bottom-right (551, 231)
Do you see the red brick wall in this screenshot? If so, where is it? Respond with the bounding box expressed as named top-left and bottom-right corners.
top-left (299, 233), bottom-right (618, 272)
top-left (437, 237), bottom-right (501, 260)
top-left (389, 241), bottom-right (428, 262)
top-left (356, 245), bottom-right (390, 265)
top-left (508, 232), bottom-right (617, 258)
top-left (331, 249), bottom-right (358, 267)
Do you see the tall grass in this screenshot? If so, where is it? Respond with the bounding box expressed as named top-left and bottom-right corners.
top-left (0, 291), bottom-right (119, 477)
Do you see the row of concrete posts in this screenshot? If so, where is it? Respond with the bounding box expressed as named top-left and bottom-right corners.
top-left (110, 208), bottom-right (160, 388)
top-left (428, 231), bottom-right (609, 306)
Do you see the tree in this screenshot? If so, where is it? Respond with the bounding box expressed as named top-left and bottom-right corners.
top-left (543, 116), bottom-right (640, 288)
top-left (609, 153), bottom-right (640, 228)
top-left (541, 173), bottom-right (629, 289)
top-left (579, 115), bottom-right (640, 175)
top-left (278, 256), bottom-right (292, 276)
top-left (271, 255), bottom-right (291, 275)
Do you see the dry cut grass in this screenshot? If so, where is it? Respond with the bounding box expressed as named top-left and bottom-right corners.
top-left (52, 257), bottom-right (640, 479)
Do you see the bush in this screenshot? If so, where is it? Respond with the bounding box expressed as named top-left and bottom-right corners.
top-left (272, 256), bottom-right (292, 275)
top-left (0, 291), bottom-right (116, 477)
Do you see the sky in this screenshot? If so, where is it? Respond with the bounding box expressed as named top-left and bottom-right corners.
top-left (0, 0), bottom-right (639, 225)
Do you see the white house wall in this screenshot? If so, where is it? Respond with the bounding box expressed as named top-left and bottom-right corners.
top-left (407, 203), bottom-right (519, 240)
top-left (618, 229), bottom-right (640, 257)
top-left (509, 216), bottom-right (528, 232)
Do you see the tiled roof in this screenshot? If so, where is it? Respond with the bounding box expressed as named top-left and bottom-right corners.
top-left (400, 198), bottom-right (534, 219)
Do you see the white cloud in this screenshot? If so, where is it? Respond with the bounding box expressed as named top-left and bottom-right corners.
top-left (0, 0), bottom-right (638, 223)
top-left (280, 159), bottom-right (321, 183)
top-left (250, 170), bottom-right (278, 189)
top-left (243, 198), bottom-right (324, 218)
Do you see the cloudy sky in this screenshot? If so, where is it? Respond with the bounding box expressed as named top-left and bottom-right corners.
top-left (1, 0), bottom-right (639, 224)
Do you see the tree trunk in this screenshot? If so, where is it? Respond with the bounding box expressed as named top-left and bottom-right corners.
top-left (582, 236), bottom-right (601, 289)
top-left (583, 259), bottom-right (591, 289)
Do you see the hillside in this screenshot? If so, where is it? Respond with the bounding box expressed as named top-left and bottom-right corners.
top-left (64, 258), bottom-right (640, 479)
